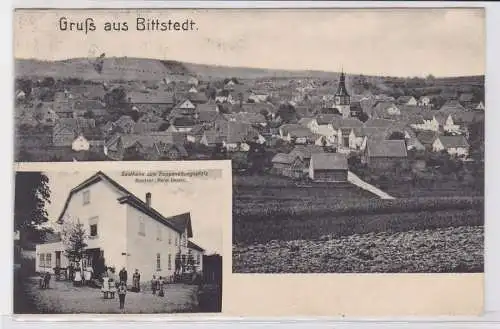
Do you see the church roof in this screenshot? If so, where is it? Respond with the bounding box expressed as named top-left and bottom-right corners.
top-left (335, 71), bottom-right (350, 97)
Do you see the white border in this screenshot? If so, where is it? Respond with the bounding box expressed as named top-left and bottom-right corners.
top-left (3, 1), bottom-right (500, 327)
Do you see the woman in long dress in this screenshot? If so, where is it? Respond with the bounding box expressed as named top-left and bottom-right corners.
top-left (73, 267), bottom-right (82, 287)
top-left (101, 274), bottom-right (110, 299)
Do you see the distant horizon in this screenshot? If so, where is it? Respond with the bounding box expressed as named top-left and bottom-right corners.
top-left (14, 56), bottom-right (485, 79)
top-left (14, 9), bottom-right (485, 78)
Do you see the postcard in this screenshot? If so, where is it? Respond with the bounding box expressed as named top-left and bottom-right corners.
top-left (13, 8), bottom-right (485, 316)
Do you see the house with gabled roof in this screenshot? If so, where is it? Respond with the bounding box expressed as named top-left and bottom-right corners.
top-left (271, 153), bottom-right (305, 178)
top-left (397, 96), bottom-right (418, 106)
top-left (432, 135), bottom-right (470, 157)
top-left (308, 153), bottom-right (348, 182)
top-left (362, 139), bottom-right (408, 170)
top-left (35, 171), bottom-right (204, 281)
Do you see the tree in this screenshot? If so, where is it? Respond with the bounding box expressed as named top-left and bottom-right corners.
top-left (277, 103), bottom-right (298, 123)
top-left (83, 110), bottom-right (95, 119)
top-left (14, 172), bottom-right (52, 248)
top-left (358, 111), bottom-right (369, 123)
top-left (104, 87), bottom-right (129, 110)
top-left (61, 219), bottom-right (88, 268)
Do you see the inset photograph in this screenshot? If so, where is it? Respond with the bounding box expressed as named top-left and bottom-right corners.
top-left (14, 163), bottom-right (228, 314)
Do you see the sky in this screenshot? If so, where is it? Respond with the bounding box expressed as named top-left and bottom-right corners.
top-left (13, 8), bottom-right (485, 77)
top-left (43, 170), bottom-right (225, 255)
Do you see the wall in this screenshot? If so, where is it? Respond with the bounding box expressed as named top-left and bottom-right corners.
top-left (125, 204), bottom-right (181, 282)
top-left (35, 241), bottom-right (68, 273)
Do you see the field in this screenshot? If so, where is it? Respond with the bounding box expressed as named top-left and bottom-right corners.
top-left (232, 173), bottom-right (484, 273)
top-left (233, 226), bottom-right (484, 273)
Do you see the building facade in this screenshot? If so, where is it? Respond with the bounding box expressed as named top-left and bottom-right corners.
top-left (35, 172), bottom-right (204, 282)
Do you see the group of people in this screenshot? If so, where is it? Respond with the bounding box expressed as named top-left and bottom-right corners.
top-left (101, 267), bottom-right (144, 311)
top-left (38, 272), bottom-right (51, 289)
top-left (151, 275), bottom-right (167, 297)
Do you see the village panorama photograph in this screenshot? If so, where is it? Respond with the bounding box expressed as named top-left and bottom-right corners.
top-left (13, 8), bottom-right (484, 274)
top-left (13, 166), bottom-right (225, 314)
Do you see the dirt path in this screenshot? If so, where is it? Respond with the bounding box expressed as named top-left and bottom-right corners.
top-left (20, 278), bottom-right (199, 314)
top-left (348, 171), bottom-right (394, 199)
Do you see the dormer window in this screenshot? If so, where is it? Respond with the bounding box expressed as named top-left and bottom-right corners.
top-left (83, 190), bottom-right (90, 205)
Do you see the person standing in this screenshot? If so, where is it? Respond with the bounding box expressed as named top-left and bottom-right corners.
top-left (117, 281), bottom-right (127, 312)
top-left (119, 267), bottom-right (128, 286)
top-left (132, 269), bottom-right (140, 292)
top-left (151, 275), bottom-right (157, 295)
top-left (158, 276), bottom-right (165, 297)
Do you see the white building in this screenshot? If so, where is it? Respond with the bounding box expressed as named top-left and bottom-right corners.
top-left (432, 135), bottom-right (470, 157)
top-left (35, 172), bottom-right (205, 282)
top-left (71, 135), bottom-right (90, 152)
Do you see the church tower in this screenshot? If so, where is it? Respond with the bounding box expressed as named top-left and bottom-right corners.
top-left (334, 69), bottom-right (351, 118)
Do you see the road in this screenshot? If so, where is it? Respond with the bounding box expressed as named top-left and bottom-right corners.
top-left (347, 171), bottom-right (395, 199)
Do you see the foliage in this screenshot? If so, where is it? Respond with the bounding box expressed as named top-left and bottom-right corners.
top-left (61, 219), bottom-right (88, 264)
top-left (104, 87), bottom-right (129, 110)
top-left (14, 172), bottom-right (52, 247)
top-left (276, 103), bottom-right (298, 123)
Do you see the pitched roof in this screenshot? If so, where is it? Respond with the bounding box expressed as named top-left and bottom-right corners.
top-left (168, 213), bottom-right (193, 238)
top-left (438, 100), bottom-right (466, 114)
top-left (271, 153), bottom-right (295, 164)
top-left (226, 122), bottom-right (260, 143)
top-left (197, 110), bottom-right (222, 123)
top-left (416, 130), bottom-right (439, 145)
top-left (397, 96), bottom-right (416, 104)
top-left (187, 240), bottom-right (205, 252)
top-left (128, 91), bottom-right (174, 104)
top-left (298, 117), bottom-right (316, 126)
top-left (310, 153), bottom-right (348, 170)
top-left (290, 145), bottom-right (324, 160)
top-left (315, 113), bottom-right (342, 125)
top-left (437, 135), bottom-right (470, 149)
top-left (366, 140), bottom-right (408, 158)
top-left (196, 103), bottom-right (218, 112)
top-left (364, 118), bottom-right (397, 128)
top-left (172, 116), bottom-right (196, 127)
top-left (459, 93), bottom-right (474, 103)
top-left (57, 171), bottom-right (190, 234)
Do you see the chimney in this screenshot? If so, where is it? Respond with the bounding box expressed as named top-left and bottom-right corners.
top-left (146, 192), bottom-right (151, 207)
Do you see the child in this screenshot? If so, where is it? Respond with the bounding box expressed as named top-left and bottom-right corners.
top-left (158, 276), bottom-right (164, 297)
top-left (151, 275), bottom-right (157, 295)
top-left (117, 281), bottom-right (127, 312)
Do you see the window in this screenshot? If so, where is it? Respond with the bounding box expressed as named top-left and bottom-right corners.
top-left (168, 254), bottom-right (172, 270)
top-left (156, 224), bottom-right (162, 241)
top-left (90, 224), bottom-right (98, 237)
top-left (156, 253), bottom-right (161, 271)
top-left (39, 254), bottom-right (45, 268)
top-left (175, 236), bottom-right (178, 246)
top-left (83, 190), bottom-right (90, 205)
top-left (138, 217), bottom-right (145, 236)
top-left (196, 254), bottom-right (200, 265)
top-left (46, 253), bottom-right (52, 268)
top-left (168, 232), bottom-right (172, 245)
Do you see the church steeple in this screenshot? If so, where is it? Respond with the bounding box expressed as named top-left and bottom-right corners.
top-left (334, 67), bottom-right (351, 118)
top-left (336, 69), bottom-right (350, 97)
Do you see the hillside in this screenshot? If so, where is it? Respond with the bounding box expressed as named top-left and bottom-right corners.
top-left (14, 57), bottom-right (347, 82)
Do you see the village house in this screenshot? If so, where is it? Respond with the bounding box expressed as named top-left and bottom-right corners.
top-left (167, 117), bottom-right (196, 133)
top-left (298, 117), bottom-right (320, 133)
top-left (371, 102), bottom-right (401, 119)
top-left (127, 91), bottom-right (175, 116)
top-left (432, 135), bottom-right (470, 158)
top-left (52, 118), bottom-right (97, 147)
top-left (103, 132), bottom-right (187, 161)
top-left (410, 113), bottom-right (440, 132)
top-left (188, 76), bottom-right (199, 86)
top-left (35, 171), bottom-right (205, 281)
top-left (397, 95), bottom-right (418, 106)
top-left (35, 103), bottom-right (59, 125)
top-left (222, 122), bottom-right (264, 152)
top-left (271, 153), bottom-right (305, 179)
top-left (289, 145), bottom-right (325, 170)
top-left (308, 153), bottom-right (348, 182)
top-left (442, 114), bottom-right (461, 134)
top-left (418, 95), bottom-right (432, 107)
top-left (362, 139), bottom-right (409, 170)
top-left (170, 99), bottom-right (197, 117)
